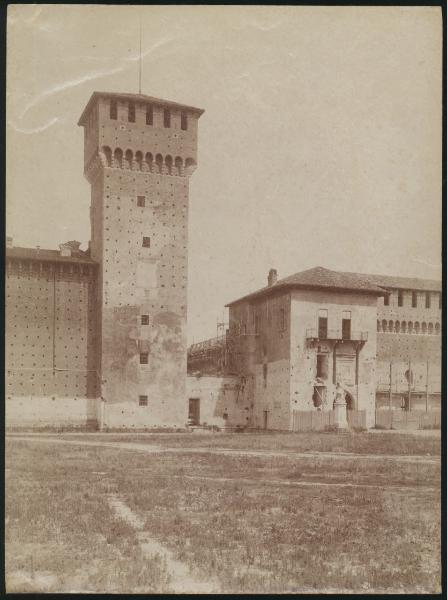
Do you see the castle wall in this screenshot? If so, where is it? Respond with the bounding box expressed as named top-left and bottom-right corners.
top-left (186, 375), bottom-right (245, 429)
top-left (228, 293), bottom-right (291, 429)
top-left (88, 166), bottom-right (189, 427)
top-left (376, 288), bottom-right (441, 400)
top-left (5, 258), bottom-right (98, 428)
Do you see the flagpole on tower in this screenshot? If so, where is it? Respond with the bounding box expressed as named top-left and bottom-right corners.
top-left (138, 10), bottom-right (142, 94)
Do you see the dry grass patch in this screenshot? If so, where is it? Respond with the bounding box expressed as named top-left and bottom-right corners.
top-left (6, 437), bottom-right (441, 594)
top-left (50, 430), bottom-right (441, 456)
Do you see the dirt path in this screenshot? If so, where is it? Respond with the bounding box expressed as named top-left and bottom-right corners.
top-left (108, 495), bottom-right (219, 593)
top-left (7, 434), bottom-right (440, 465)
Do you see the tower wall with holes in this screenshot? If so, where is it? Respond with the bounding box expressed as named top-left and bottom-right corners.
top-left (5, 255), bottom-right (98, 429)
top-left (81, 93), bottom-right (202, 428)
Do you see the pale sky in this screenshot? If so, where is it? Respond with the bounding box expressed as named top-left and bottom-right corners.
top-left (7, 5), bottom-right (442, 344)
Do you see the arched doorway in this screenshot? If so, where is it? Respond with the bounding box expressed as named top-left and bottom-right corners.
top-left (344, 390), bottom-right (355, 410)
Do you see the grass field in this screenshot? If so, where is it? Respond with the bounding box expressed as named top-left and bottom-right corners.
top-left (5, 432), bottom-right (441, 594)
top-left (12, 429), bottom-right (441, 455)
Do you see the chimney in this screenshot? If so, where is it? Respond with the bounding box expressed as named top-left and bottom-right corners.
top-left (268, 269), bottom-right (278, 287)
top-left (6, 236), bottom-right (13, 248)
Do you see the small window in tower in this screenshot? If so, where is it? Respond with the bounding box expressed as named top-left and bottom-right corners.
top-left (142, 237), bottom-right (151, 248)
top-left (140, 353), bottom-right (148, 364)
top-left (181, 111), bottom-right (188, 130)
top-left (439, 293), bottom-right (442, 309)
top-left (164, 108), bottom-right (171, 128)
top-left (384, 293), bottom-right (390, 306)
top-left (128, 102), bottom-right (135, 123)
top-left (412, 291), bottom-right (417, 308)
top-left (425, 292), bottom-right (431, 309)
top-left (139, 395), bottom-right (148, 406)
top-left (141, 314), bottom-right (149, 325)
top-left (398, 290), bottom-right (403, 307)
top-left (110, 99), bottom-right (117, 120)
top-left (146, 104), bottom-right (153, 125)
top-left (137, 195), bottom-right (146, 207)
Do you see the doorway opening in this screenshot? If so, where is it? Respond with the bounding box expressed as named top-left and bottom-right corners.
top-left (188, 398), bottom-right (200, 426)
top-left (344, 391), bottom-right (355, 410)
top-left (263, 410), bottom-right (268, 430)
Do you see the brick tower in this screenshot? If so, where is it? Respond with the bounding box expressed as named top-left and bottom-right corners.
top-left (78, 92), bottom-right (204, 428)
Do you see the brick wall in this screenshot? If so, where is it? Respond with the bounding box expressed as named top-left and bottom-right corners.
top-left (82, 93), bottom-right (202, 427)
top-left (6, 259), bottom-right (98, 401)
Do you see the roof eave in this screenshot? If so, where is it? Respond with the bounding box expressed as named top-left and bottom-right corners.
top-left (6, 250), bottom-right (98, 266)
top-left (78, 91), bottom-right (205, 126)
top-left (226, 283), bottom-right (386, 307)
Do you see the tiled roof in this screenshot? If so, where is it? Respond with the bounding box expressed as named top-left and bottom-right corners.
top-left (226, 266), bottom-right (441, 306)
top-left (351, 272), bottom-right (441, 292)
top-left (78, 91), bottom-right (205, 126)
top-left (6, 246), bottom-right (97, 265)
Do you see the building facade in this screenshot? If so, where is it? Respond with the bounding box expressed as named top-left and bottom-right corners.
top-left (6, 91), bottom-right (204, 429)
top-left (5, 90), bottom-right (441, 431)
top-left (6, 243), bottom-right (99, 427)
top-left (187, 267), bottom-right (441, 430)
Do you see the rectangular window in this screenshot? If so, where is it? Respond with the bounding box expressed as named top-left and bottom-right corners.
top-left (128, 102), bottom-right (135, 123)
top-left (279, 308), bottom-right (286, 331)
top-left (316, 354), bottom-right (329, 380)
top-left (254, 315), bottom-right (260, 335)
top-left (439, 293), bottom-right (442, 309)
top-left (342, 310), bottom-right (351, 340)
top-left (146, 104), bottom-right (153, 125)
top-left (137, 195), bottom-right (145, 207)
top-left (110, 99), bottom-right (117, 120)
top-left (181, 111), bottom-right (188, 130)
top-left (384, 294), bottom-right (390, 306)
top-left (425, 292), bottom-right (431, 309)
top-left (142, 236), bottom-right (151, 248)
top-left (398, 290), bottom-right (403, 307)
top-left (412, 291), bottom-right (417, 308)
top-left (164, 108), bottom-right (171, 128)
top-left (139, 395), bottom-right (148, 406)
top-left (140, 353), bottom-right (148, 364)
top-left (318, 309), bottom-right (328, 339)
top-left (141, 315), bottom-right (149, 325)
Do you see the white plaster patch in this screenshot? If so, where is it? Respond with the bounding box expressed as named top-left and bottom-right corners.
top-left (136, 261), bottom-right (157, 289)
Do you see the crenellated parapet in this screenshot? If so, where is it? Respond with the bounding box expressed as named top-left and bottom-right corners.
top-left (95, 145), bottom-right (197, 177)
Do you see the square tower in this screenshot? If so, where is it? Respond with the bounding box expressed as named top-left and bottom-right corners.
top-left (78, 92), bottom-right (204, 428)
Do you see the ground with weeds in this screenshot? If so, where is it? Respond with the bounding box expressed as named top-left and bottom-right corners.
top-left (13, 430), bottom-right (440, 456)
top-left (5, 432), bottom-right (441, 594)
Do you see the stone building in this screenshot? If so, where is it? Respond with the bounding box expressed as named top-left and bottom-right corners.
top-left (5, 90), bottom-right (441, 431)
top-left (187, 267), bottom-right (441, 430)
top-left (6, 91), bottom-right (204, 429)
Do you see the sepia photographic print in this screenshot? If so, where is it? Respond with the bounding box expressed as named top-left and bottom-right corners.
top-left (5, 4), bottom-right (442, 594)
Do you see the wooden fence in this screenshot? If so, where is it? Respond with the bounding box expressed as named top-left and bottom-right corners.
top-left (292, 410), bottom-right (366, 432)
top-left (375, 409), bottom-right (440, 430)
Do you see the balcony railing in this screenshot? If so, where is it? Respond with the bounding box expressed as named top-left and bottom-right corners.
top-left (306, 328), bottom-right (368, 342)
